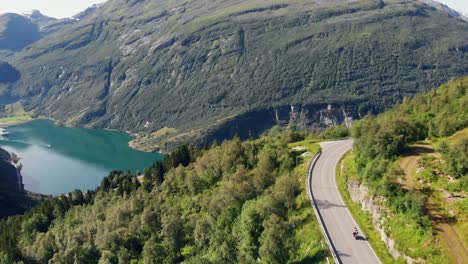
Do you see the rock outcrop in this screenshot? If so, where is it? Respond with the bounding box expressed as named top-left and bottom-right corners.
top-left (347, 180), bottom-right (416, 263)
top-left (0, 147), bottom-right (31, 218)
top-left (0, 147), bottom-right (24, 191)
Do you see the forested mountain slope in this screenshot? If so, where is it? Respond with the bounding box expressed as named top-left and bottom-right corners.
top-left (0, 133), bottom-right (327, 263)
top-left (2, 0), bottom-right (467, 151)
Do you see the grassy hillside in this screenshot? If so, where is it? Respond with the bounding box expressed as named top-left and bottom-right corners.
top-left (1, 0), bottom-right (467, 151)
top-left (347, 77), bottom-right (467, 262)
top-left (0, 132), bottom-right (331, 263)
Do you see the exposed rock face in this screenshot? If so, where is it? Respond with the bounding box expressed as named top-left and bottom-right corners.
top-left (0, 147), bottom-right (30, 218)
top-left (25, 10), bottom-right (55, 25)
top-left (206, 104), bottom-right (355, 143)
top-left (347, 180), bottom-right (416, 263)
top-left (0, 147), bottom-right (24, 192)
top-left (1, 0), bottom-right (466, 150)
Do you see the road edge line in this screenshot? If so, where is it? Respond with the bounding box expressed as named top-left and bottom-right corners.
top-left (306, 151), bottom-right (341, 264)
top-left (335, 148), bottom-right (383, 264)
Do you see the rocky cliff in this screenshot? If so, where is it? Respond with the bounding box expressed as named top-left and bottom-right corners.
top-left (0, 147), bottom-right (32, 218)
top-left (348, 180), bottom-right (417, 263)
top-left (0, 148), bottom-right (23, 191)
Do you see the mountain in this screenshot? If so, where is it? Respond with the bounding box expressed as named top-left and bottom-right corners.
top-left (22, 10), bottom-right (74, 37)
top-left (3, 0), bottom-right (468, 151)
top-left (420, 0), bottom-right (468, 20)
top-left (73, 4), bottom-right (103, 21)
top-left (23, 10), bottom-right (55, 25)
top-left (0, 9), bottom-right (98, 54)
top-left (0, 13), bottom-right (42, 52)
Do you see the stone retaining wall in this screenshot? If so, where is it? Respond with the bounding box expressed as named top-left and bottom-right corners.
top-left (347, 180), bottom-right (416, 263)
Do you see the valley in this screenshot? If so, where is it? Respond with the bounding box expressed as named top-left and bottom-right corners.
top-left (0, 0), bottom-right (466, 263)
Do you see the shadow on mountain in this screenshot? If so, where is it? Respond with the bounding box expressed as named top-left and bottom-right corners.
top-left (0, 147), bottom-right (40, 219)
top-left (0, 61), bottom-right (21, 83)
top-left (0, 14), bottom-right (42, 51)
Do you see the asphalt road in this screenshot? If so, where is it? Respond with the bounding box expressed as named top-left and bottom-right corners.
top-left (310, 140), bottom-right (381, 264)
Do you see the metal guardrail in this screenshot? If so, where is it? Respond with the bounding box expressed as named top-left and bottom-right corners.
top-left (306, 151), bottom-right (341, 264)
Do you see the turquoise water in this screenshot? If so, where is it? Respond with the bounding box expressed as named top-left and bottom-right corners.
top-left (0, 120), bottom-right (163, 195)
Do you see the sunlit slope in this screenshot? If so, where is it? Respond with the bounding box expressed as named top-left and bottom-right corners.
top-left (4, 0), bottom-right (468, 148)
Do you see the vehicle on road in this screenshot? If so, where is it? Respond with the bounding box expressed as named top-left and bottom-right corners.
top-left (353, 227), bottom-right (359, 240)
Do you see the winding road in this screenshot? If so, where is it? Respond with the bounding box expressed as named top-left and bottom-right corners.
top-left (309, 140), bottom-right (381, 264)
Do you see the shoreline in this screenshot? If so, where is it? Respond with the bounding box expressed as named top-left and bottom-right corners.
top-left (0, 119), bottom-right (34, 128)
top-left (0, 117), bottom-right (165, 154)
top-left (128, 137), bottom-right (169, 154)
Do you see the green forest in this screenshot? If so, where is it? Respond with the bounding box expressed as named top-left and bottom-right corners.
top-left (348, 77), bottom-right (467, 261)
top-left (0, 132), bottom-right (329, 263)
top-left (0, 75), bottom-right (466, 263)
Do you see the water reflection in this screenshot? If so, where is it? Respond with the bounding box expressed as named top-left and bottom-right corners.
top-left (0, 120), bottom-right (163, 195)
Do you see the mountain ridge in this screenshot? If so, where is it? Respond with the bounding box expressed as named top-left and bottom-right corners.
top-left (420, 0), bottom-right (468, 20)
top-left (0, 7), bottom-right (99, 54)
top-left (2, 0), bottom-right (468, 151)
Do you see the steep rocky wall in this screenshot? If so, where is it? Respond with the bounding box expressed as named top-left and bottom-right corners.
top-left (347, 180), bottom-right (416, 263)
top-left (0, 147), bottom-right (24, 192)
top-left (207, 103), bottom-right (356, 141)
top-left (0, 147), bottom-right (30, 218)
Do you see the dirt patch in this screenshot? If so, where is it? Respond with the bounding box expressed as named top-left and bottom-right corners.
top-left (426, 196), bottom-right (468, 264)
top-left (398, 144), bottom-right (437, 190)
top-left (398, 143), bottom-right (467, 263)
top-left (292, 146), bottom-right (306, 151)
top-left (398, 155), bottom-right (418, 189)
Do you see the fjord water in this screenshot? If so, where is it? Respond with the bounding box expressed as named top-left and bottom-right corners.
top-left (0, 120), bottom-right (163, 195)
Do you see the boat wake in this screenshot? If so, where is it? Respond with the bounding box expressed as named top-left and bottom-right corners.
top-left (0, 128), bottom-right (9, 136)
top-left (0, 138), bottom-right (52, 149)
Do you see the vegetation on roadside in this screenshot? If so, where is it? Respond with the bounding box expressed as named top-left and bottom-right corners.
top-left (0, 131), bottom-right (330, 263)
top-left (320, 125), bottom-right (350, 139)
top-left (347, 77), bottom-right (467, 262)
top-left (336, 152), bottom-right (402, 264)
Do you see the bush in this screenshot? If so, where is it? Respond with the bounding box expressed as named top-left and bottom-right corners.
top-left (442, 139), bottom-right (468, 179)
top-left (321, 125), bottom-right (350, 139)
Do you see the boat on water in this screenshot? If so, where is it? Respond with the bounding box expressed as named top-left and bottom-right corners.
top-left (0, 128), bottom-right (9, 135)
